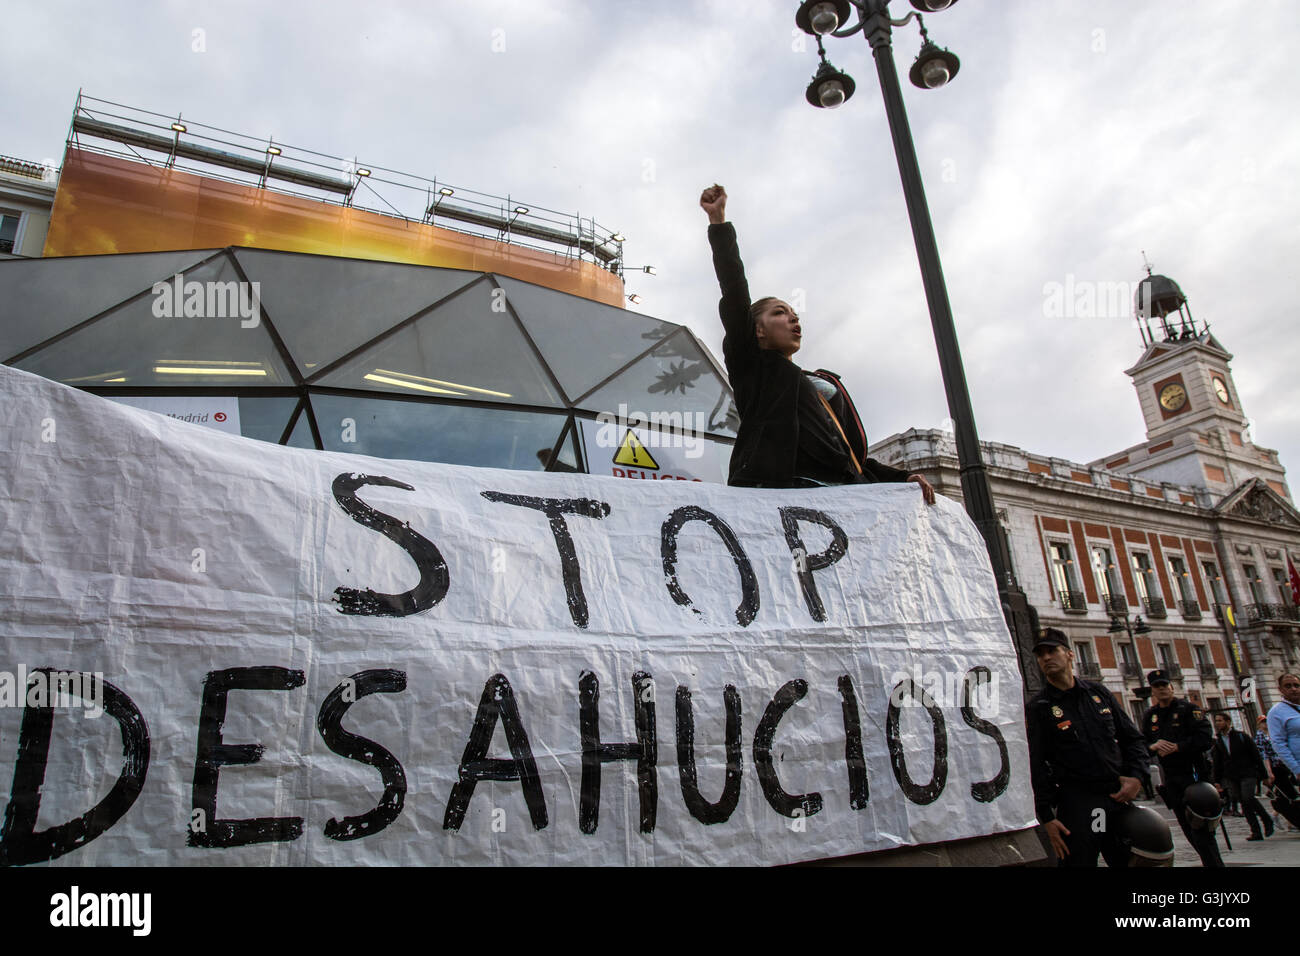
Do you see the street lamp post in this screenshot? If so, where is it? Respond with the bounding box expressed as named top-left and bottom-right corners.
top-left (1108, 612), bottom-right (1152, 641)
top-left (795, 0), bottom-right (1041, 688)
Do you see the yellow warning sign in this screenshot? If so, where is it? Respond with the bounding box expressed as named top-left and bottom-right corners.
top-left (613, 429), bottom-right (658, 469)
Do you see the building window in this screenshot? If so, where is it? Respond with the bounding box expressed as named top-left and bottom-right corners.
top-left (1131, 552), bottom-right (1154, 602)
top-left (1092, 545), bottom-right (1122, 608)
top-left (1194, 644), bottom-right (1212, 669)
top-left (1244, 564), bottom-right (1266, 605)
top-left (1119, 642), bottom-right (1138, 667)
top-left (1074, 640), bottom-right (1100, 678)
top-left (0, 212), bottom-right (21, 254)
top-left (1202, 561), bottom-right (1226, 605)
top-left (1050, 541), bottom-right (1084, 610)
top-left (1157, 643), bottom-right (1175, 669)
top-left (1272, 567), bottom-right (1293, 606)
top-left (1167, 555), bottom-right (1194, 603)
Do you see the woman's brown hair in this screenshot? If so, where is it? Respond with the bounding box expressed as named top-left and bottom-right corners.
top-left (749, 296), bottom-right (780, 322)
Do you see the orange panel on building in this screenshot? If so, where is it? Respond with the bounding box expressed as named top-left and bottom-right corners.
top-left (1111, 528), bottom-right (1137, 605)
top-left (1070, 521), bottom-right (1099, 604)
top-left (1071, 471), bottom-right (1092, 484)
top-left (43, 149), bottom-right (625, 306)
top-left (1125, 529), bottom-right (1147, 544)
top-left (1149, 439), bottom-right (1174, 452)
top-left (1174, 639), bottom-right (1194, 668)
top-left (1268, 479), bottom-right (1290, 498)
top-left (1181, 539), bottom-right (1208, 608)
top-left (1084, 523), bottom-right (1109, 538)
top-left (1193, 540), bottom-right (1214, 554)
top-left (1146, 533), bottom-right (1175, 604)
top-left (1095, 636), bottom-right (1116, 669)
top-left (1110, 479), bottom-right (1131, 492)
top-left (1028, 461), bottom-right (1052, 476)
top-left (1036, 516), bottom-right (1055, 600)
top-left (1209, 641), bottom-right (1227, 669)
top-left (1041, 516), bottom-right (1069, 533)
top-left (1137, 637), bottom-right (1157, 668)
top-left (1146, 487), bottom-right (1165, 499)
top-left (1205, 464), bottom-right (1227, 483)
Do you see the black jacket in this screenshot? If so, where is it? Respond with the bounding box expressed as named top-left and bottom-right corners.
top-left (1142, 698), bottom-right (1213, 781)
top-left (1211, 729), bottom-right (1268, 783)
top-left (708, 222), bottom-right (911, 488)
top-left (1026, 677), bottom-right (1149, 824)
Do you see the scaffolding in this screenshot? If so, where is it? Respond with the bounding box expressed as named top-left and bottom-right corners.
top-left (64, 92), bottom-right (625, 274)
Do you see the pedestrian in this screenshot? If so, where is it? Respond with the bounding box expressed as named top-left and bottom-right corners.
top-left (1142, 670), bottom-right (1225, 867)
top-left (699, 183), bottom-right (937, 497)
top-left (1257, 714), bottom-right (1297, 803)
top-left (1210, 711), bottom-right (1273, 840)
top-left (1265, 673), bottom-right (1300, 830)
top-left (1026, 629), bottom-right (1156, 866)
top-left (1266, 673), bottom-right (1300, 778)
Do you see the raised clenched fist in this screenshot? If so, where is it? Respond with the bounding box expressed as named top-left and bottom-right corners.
top-left (700, 184), bottom-right (727, 224)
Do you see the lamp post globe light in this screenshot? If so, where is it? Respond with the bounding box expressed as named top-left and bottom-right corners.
top-left (794, 0), bottom-right (1042, 688)
top-left (1108, 614), bottom-right (1153, 639)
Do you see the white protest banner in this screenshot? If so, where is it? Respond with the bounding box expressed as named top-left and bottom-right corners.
top-left (0, 364), bottom-right (1035, 867)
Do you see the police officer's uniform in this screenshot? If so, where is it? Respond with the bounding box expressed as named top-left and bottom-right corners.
top-left (1027, 633), bottom-right (1150, 866)
top-left (1141, 670), bottom-right (1225, 868)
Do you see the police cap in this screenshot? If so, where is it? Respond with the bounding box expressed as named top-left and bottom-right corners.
top-left (1034, 628), bottom-right (1070, 652)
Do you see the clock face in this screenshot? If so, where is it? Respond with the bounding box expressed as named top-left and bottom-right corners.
top-left (1159, 382), bottom-right (1188, 412)
top-left (1213, 376), bottom-right (1230, 405)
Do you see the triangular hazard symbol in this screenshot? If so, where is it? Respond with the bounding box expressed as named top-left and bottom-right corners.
top-left (613, 429), bottom-right (658, 469)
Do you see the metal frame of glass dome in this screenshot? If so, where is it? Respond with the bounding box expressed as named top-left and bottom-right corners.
top-left (1, 245), bottom-right (738, 476)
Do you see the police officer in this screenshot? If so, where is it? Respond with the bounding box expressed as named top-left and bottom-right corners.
top-left (1027, 629), bottom-right (1150, 866)
top-left (1142, 670), bottom-right (1225, 867)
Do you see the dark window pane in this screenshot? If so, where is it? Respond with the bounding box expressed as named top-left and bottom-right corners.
top-left (312, 394), bottom-right (566, 470)
top-left (237, 396), bottom-right (301, 444)
top-left (233, 248), bottom-right (481, 376)
top-left (497, 275), bottom-right (676, 402)
top-left (0, 249), bottom-right (217, 361)
top-left (541, 423), bottom-right (584, 473)
top-left (0, 214), bottom-right (19, 253)
top-left (14, 254), bottom-right (293, 386)
top-left (315, 281), bottom-right (563, 408)
top-left (579, 328), bottom-right (739, 436)
top-left (285, 405), bottom-right (318, 448)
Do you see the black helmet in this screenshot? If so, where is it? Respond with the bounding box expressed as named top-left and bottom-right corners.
top-left (1184, 781), bottom-right (1222, 830)
top-left (1114, 804), bottom-right (1174, 866)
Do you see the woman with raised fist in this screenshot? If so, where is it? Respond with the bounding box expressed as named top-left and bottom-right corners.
top-left (699, 183), bottom-right (934, 501)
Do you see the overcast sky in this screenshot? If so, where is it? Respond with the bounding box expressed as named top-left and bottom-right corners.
top-left (4, 0), bottom-right (1298, 485)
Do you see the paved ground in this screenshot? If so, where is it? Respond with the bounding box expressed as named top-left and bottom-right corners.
top-left (1139, 796), bottom-right (1300, 867)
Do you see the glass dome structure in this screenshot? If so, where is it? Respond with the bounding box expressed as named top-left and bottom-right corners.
top-left (0, 247), bottom-right (739, 477)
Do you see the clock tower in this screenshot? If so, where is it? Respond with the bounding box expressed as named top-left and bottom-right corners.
top-left (1092, 265), bottom-right (1291, 501)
